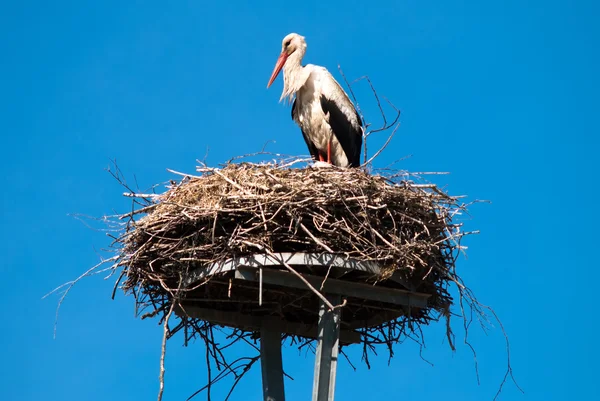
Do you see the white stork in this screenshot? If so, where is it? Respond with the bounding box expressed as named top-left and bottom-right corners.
top-left (267, 33), bottom-right (363, 167)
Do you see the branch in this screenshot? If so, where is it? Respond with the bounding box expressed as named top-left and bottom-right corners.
top-left (339, 71), bottom-right (401, 164)
top-left (362, 121), bottom-right (401, 166)
top-left (43, 256), bottom-right (118, 338)
top-left (157, 300), bottom-right (175, 401)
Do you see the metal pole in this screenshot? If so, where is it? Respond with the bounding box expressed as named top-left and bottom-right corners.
top-left (260, 327), bottom-right (286, 401)
top-left (312, 294), bottom-right (341, 401)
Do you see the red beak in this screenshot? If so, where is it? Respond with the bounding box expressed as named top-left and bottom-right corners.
top-left (267, 52), bottom-right (288, 88)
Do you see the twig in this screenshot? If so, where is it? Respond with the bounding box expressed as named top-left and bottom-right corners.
top-left (265, 249), bottom-right (335, 310)
top-left (299, 223), bottom-right (335, 253)
top-left (362, 122), bottom-right (401, 166)
top-left (123, 192), bottom-right (161, 198)
top-left (43, 256), bottom-right (118, 338)
top-left (157, 300), bottom-right (175, 401)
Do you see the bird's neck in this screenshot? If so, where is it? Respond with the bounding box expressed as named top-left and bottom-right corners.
top-left (281, 50), bottom-right (307, 103)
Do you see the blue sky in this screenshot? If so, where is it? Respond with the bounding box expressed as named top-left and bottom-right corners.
top-left (1, 1), bottom-right (598, 400)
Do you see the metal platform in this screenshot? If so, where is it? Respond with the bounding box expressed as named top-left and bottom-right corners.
top-left (176, 252), bottom-right (431, 401)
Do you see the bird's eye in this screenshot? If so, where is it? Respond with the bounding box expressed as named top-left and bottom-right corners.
top-left (284, 40), bottom-right (291, 47)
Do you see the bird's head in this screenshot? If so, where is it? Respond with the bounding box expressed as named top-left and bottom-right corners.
top-left (267, 33), bottom-right (307, 88)
top-left (280, 33), bottom-right (306, 56)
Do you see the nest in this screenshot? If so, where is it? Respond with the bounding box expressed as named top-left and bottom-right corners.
top-left (45, 155), bottom-right (509, 400)
top-left (112, 158), bottom-right (472, 352)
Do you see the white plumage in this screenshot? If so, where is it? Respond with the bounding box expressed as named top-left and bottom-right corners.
top-left (267, 33), bottom-right (363, 167)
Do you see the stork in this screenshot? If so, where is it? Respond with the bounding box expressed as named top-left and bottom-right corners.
top-left (267, 33), bottom-right (363, 167)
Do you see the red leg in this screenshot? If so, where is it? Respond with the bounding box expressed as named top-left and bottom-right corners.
top-left (327, 139), bottom-right (332, 164)
top-left (318, 153), bottom-right (325, 162)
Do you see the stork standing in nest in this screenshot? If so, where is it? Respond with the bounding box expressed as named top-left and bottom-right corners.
top-left (267, 33), bottom-right (363, 168)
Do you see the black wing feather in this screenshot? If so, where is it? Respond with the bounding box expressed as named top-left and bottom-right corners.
top-left (292, 98), bottom-right (320, 161)
top-left (319, 95), bottom-right (363, 167)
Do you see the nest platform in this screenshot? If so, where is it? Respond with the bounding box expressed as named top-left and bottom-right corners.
top-left (178, 251), bottom-right (431, 344)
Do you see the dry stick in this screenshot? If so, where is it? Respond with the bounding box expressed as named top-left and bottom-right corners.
top-left (106, 158), bottom-right (142, 202)
top-left (157, 300), bottom-right (175, 401)
top-left (201, 145), bottom-right (210, 165)
top-left (123, 192), bottom-right (161, 198)
top-left (369, 96), bottom-right (401, 136)
top-left (352, 75), bottom-right (389, 135)
top-left (444, 306), bottom-right (456, 352)
top-left (205, 331), bottom-right (213, 401)
top-left (43, 256), bottom-right (118, 338)
top-left (344, 71), bottom-right (401, 165)
top-left (459, 293), bottom-right (480, 384)
top-left (337, 65), bottom-right (368, 162)
top-left (486, 305), bottom-right (525, 400)
top-left (337, 65), bottom-right (361, 115)
top-left (224, 141), bottom-right (278, 164)
top-left (118, 203), bottom-right (158, 219)
top-left (212, 169), bottom-right (248, 193)
top-left (263, 249), bottom-right (335, 311)
top-left (166, 168), bottom-right (201, 179)
top-left (223, 356), bottom-right (261, 401)
top-left (363, 122), bottom-right (401, 166)
top-left (299, 222), bottom-right (335, 253)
